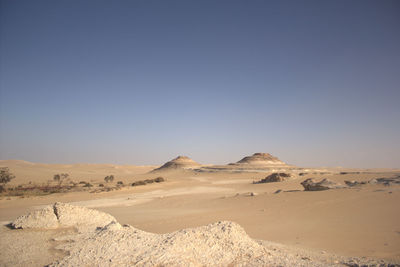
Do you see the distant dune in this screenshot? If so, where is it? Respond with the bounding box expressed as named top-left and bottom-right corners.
top-left (0, 160), bottom-right (157, 185)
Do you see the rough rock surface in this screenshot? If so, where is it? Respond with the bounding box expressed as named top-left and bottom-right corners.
top-left (254, 172), bottom-right (291, 183)
top-left (11, 205), bottom-right (59, 229)
top-left (11, 202), bottom-right (116, 230)
top-left (8, 202), bottom-right (400, 267)
top-left (151, 156), bottom-right (201, 172)
top-left (376, 176), bottom-right (400, 185)
top-left (50, 221), bottom-right (268, 266)
top-left (301, 178), bottom-right (345, 191)
top-left (345, 177), bottom-right (400, 187)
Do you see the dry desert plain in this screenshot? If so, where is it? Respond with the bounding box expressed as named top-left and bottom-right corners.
top-left (0, 153), bottom-right (399, 266)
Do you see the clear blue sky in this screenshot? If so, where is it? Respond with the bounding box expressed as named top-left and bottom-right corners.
top-left (1, 0), bottom-right (399, 167)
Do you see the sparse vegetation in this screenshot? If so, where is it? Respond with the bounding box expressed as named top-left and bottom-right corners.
top-left (53, 173), bottom-right (69, 184)
top-left (0, 172), bottom-right (166, 197)
top-left (1, 184), bottom-right (73, 197)
top-left (83, 182), bottom-right (93, 187)
top-left (131, 177), bottom-right (165, 187)
top-left (132, 180), bottom-right (146, 186)
top-left (104, 175), bottom-right (115, 183)
top-left (0, 167), bottom-right (15, 185)
top-left (154, 177), bottom-right (164, 183)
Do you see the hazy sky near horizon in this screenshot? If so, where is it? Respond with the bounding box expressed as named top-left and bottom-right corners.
top-left (1, 0), bottom-right (399, 168)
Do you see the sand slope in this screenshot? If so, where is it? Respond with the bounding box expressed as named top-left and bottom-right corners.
top-left (0, 160), bottom-right (157, 185)
top-left (7, 203), bottom-right (395, 267)
top-left (1, 160), bottom-right (399, 266)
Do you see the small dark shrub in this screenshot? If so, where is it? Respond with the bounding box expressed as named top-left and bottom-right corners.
top-left (83, 183), bottom-right (93, 187)
top-left (79, 181), bottom-right (87, 184)
top-left (131, 180), bottom-right (146, 186)
top-left (99, 183), bottom-right (104, 187)
top-left (104, 175), bottom-right (115, 183)
top-left (0, 167), bottom-right (15, 185)
top-left (53, 173), bottom-right (69, 183)
top-left (154, 177), bottom-right (164, 183)
top-left (117, 181), bottom-right (123, 185)
top-left (131, 177), bottom-right (165, 187)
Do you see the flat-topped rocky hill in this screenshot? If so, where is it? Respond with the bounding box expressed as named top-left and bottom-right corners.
top-left (151, 156), bottom-right (201, 172)
top-left (234, 152), bottom-right (288, 166)
top-left (197, 153), bottom-right (295, 173)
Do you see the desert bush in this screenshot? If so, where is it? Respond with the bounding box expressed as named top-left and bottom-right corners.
top-left (117, 181), bottom-right (123, 185)
top-left (0, 167), bottom-right (15, 185)
top-left (104, 175), bottom-right (115, 183)
top-left (154, 177), bottom-right (164, 183)
top-left (131, 181), bottom-right (146, 186)
top-left (131, 177), bottom-right (165, 186)
top-left (53, 173), bottom-right (69, 184)
top-left (83, 182), bottom-right (93, 187)
top-left (99, 183), bottom-right (104, 187)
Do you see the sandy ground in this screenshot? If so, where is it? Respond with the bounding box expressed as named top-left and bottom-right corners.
top-left (0, 160), bottom-right (399, 265)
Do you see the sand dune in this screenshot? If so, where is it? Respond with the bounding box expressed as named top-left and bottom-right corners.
top-left (0, 160), bottom-right (157, 185)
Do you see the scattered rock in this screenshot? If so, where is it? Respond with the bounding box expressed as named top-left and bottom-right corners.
top-left (243, 192), bottom-right (258, 197)
top-left (346, 177), bottom-right (400, 187)
top-left (301, 178), bottom-right (345, 191)
top-left (345, 180), bottom-right (361, 187)
top-left (376, 177), bottom-right (400, 185)
top-left (254, 173), bottom-right (292, 184)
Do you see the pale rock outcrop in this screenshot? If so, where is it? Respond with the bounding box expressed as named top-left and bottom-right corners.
top-left (54, 202), bottom-right (116, 229)
top-left (50, 220), bottom-right (267, 267)
top-left (11, 202), bottom-right (117, 230)
top-left (301, 178), bottom-right (345, 191)
top-left (11, 205), bottom-right (59, 229)
top-left (254, 172), bottom-right (291, 184)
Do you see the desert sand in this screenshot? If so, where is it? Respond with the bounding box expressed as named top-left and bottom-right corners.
top-left (0, 154), bottom-right (399, 266)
